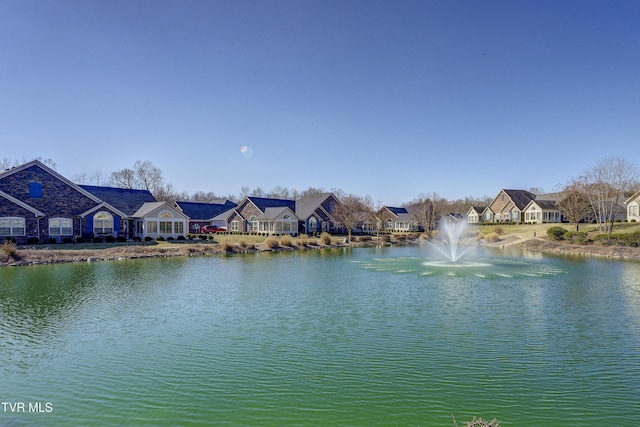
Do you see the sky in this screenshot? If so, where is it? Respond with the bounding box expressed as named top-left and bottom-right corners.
top-left (1, 0), bottom-right (639, 205)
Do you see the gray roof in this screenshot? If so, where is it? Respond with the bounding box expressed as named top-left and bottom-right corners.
top-left (295, 193), bottom-right (335, 219)
top-left (80, 185), bottom-right (156, 216)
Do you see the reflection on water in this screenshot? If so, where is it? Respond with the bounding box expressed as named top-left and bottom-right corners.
top-left (1, 248), bottom-right (639, 426)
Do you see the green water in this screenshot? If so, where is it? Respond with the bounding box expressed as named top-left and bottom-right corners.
top-left (1, 246), bottom-right (640, 426)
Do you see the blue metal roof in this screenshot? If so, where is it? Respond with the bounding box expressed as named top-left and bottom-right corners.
top-left (247, 196), bottom-right (296, 212)
top-left (175, 200), bottom-right (237, 220)
top-left (80, 185), bottom-right (156, 216)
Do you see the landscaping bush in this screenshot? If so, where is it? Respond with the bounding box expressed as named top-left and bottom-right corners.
top-left (1, 240), bottom-right (18, 258)
top-left (546, 226), bottom-right (568, 241)
top-left (296, 234), bottom-right (309, 247)
top-left (484, 232), bottom-right (500, 242)
top-left (279, 235), bottom-right (293, 247)
top-left (564, 231), bottom-right (588, 245)
top-left (220, 239), bottom-right (234, 252)
top-left (320, 232), bottom-right (332, 245)
top-left (265, 236), bottom-right (280, 249)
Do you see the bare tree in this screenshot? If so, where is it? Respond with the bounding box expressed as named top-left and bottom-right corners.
top-left (578, 156), bottom-right (639, 233)
top-left (332, 191), bottom-right (372, 242)
top-left (408, 192), bottom-right (447, 233)
top-left (134, 160), bottom-right (163, 194)
top-left (110, 168), bottom-right (137, 188)
top-left (557, 179), bottom-right (592, 231)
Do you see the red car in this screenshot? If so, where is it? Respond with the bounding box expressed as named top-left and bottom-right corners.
top-left (201, 225), bottom-right (226, 234)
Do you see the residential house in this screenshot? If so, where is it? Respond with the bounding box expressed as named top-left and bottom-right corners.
top-left (0, 160), bottom-right (107, 243)
top-left (466, 206), bottom-right (486, 224)
top-left (377, 206), bottom-right (421, 232)
top-left (79, 185), bottom-right (157, 239)
top-left (625, 190), bottom-right (640, 222)
top-left (523, 199), bottom-right (563, 224)
top-left (215, 196), bottom-right (299, 235)
top-left (485, 189), bottom-right (536, 223)
top-left (175, 200), bottom-right (237, 234)
top-left (295, 192), bottom-right (340, 234)
top-left (129, 201), bottom-right (190, 240)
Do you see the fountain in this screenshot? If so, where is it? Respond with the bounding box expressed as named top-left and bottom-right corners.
top-left (427, 217), bottom-right (473, 263)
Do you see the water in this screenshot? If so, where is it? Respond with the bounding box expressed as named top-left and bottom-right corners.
top-left (1, 246), bottom-right (640, 426)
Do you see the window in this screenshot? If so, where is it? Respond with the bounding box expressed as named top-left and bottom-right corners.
top-left (29, 182), bottom-right (42, 198)
top-left (49, 218), bottom-right (73, 236)
top-left (0, 217), bottom-right (25, 236)
top-left (94, 211), bottom-right (114, 234)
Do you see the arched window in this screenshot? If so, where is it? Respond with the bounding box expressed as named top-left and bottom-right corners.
top-left (94, 211), bottom-right (114, 234)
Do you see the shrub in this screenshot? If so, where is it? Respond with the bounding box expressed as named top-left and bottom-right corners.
top-left (296, 234), bottom-right (309, 247)
top-left (546, 226), bottom-right (568, 241)
top-left (220, 239), bottom-right (234, 252)
top-left (279, 235), bottom-right (293, 247)
top-left (484, 232), bottom-right (500, 242)
top-left (265, 236), bottom-right (279, 249)
top-left (1, 240), bottom-right (18, 258)
top-left (564, 231), bottom-right (588, 245)
top-left (320, 232), bottom-right (332, 245)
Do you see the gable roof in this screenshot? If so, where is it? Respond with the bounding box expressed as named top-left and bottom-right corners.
top-left (245, 196), bottom-right (296, 213)
top-left (501, 189), bottom-right (536, 210)
top-left (295, 192), bottom-right (336, 219)
top-left (80, 185), bottom-right (156, 216)
top-left (0, 190), bottom-right (45, 217)
top-left (0, 160), bottom-right (103, 204)
top-left (175, 200), bottom-right (237, 220)
top-left (625, 189), bottom-right (640, 204)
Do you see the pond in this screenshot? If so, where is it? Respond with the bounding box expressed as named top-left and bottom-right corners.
top-left (1, 246), bottom-right (640, 426)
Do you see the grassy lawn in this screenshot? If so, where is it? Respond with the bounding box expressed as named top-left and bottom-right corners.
top-left (473, 221), bottom-right (640, 238)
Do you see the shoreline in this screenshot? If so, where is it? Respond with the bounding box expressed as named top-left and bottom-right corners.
top-left (3, 235), bottom-right (640, 268)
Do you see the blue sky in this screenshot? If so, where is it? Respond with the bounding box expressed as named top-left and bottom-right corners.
top-left (1, 0), bottom-right (639, 205)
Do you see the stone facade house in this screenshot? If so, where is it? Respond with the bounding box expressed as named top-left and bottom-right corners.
top-left (0, 160), bottom-right (106, 243)
top-left (215, 196), bottom-right (299, 235)
top-left (295, 192), bottom-right (340, 234)
top-left (485, 189), bottom-right (536, 223)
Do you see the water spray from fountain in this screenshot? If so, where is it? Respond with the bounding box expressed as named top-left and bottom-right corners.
top-left (427, 217), bottom-right (473, 262)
